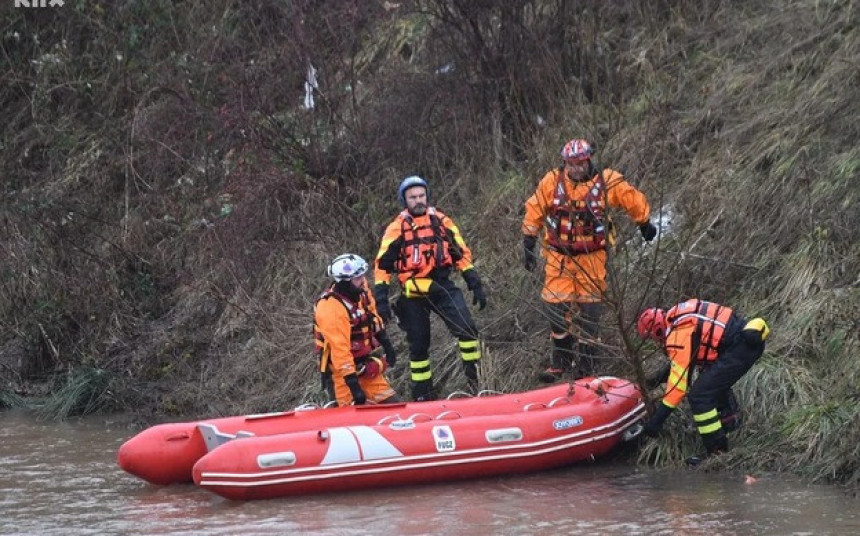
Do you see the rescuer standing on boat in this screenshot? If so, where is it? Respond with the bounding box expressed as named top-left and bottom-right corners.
top-left (314, 253), bottom-right (401, 406)
top-left (373, 176), bottom-right (487, 401)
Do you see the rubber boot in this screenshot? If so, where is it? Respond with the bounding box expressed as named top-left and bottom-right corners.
top-left (320, 372), bottom-right (334, 402)
top-left (539, 334), bottom-right (575, 383)
top-left (702, 429), bottom-right (729, 456)
top-left (574, 302), bottom-right (603, 377)
top-left (463, 361), bottom-right (480, 394)
top-left (467, 377), bottom-right (479, 395)
top-left (411, 380), bottom-right (437, 402)
top-left (576, 340), bottom-right (597, 378)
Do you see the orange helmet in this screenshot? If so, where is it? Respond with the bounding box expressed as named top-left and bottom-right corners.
top-left (637, 308), bottom-right (667, 341)
top-left (561, 138), bottom-right (594, 163)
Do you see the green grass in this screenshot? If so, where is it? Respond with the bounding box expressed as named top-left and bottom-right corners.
top-left (0, 0), bottom-right (858, 489)
top-left (35, 368), bottom-right (116, 421)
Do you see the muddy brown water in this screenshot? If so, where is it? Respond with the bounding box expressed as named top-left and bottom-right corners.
top-left (1, 410), bottom-right (857, 535)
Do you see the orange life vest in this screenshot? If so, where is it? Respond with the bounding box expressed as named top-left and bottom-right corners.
top-left (313, 287), bottom-right (380, 369)
top-left (545, 170), bottom-right (607, 255)
top-left (394, 207), bottom-right (462, 279)
top-left (665, 299), bottom-right (735, 363)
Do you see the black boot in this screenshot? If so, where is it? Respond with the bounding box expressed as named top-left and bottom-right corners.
top-left (467, 377), bottom-right (480, 395)
top-left (412, 380), bottom-right (437, 402)
top-left (539, 334), bottom-right (575, 383)
top-left (538, 367), bottom-right (564, 383)
top-left (687, 431), bottom-right (729, 467)
top-left (576, 341), bottom-right (597, 378)
top-left (463, 361), bottom-right (480, 394)
top-left (702, 429), bottom-right (729, 456)
top-left (574, 302), bottom-right (603, 377)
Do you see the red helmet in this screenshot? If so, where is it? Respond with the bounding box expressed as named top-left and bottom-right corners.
top-left (637, 308), bottom-right (667, 341)
top-left (561, 138), bottom-right (594, 162)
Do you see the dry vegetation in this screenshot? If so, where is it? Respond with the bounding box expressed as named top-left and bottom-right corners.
top-left (1, 1), bottom-right (858, 487)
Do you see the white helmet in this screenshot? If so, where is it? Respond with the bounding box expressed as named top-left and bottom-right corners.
top-left (327, 254), bottom-right (369, 282)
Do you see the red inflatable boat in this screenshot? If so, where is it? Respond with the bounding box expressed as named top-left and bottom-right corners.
top-left (118, 377), bottom-right (644, 492)
top-left (189, 377), bottom-right (644, 500)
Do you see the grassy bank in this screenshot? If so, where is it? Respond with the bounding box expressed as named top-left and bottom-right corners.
top-left (1, 1), bottom-right (857, 488)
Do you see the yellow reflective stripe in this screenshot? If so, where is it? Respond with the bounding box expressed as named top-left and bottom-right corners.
top-left (459, 340), bottom-right (481, 362)
top-left (694, 409), bottom-right (722, 433)
top-left (667, 363), bottom-right (688, 392)
top-left (411, 370), bottom-right (432, 382)
top-left (410, 359), bottom-right (430, 370)
top-left (694, 408), bottom-right (719, 422)
top-left (667, 376), bottom-right (687, 392)
top-left (318, 344), bottom-right (330, 373)
top-left (411, 370), bottom-right (433, 382)
top-left (404, 278), bottom-right (433, 297)
top-left (744, 317), bottom-right (770, 341)
top-left (698, 421), bottom-right (723, 434)
top-left (409, 358), bottom-right (432, 382)
top-left (376, 237), bottom-right (395, 259)
top-left (448, 221), bottom-right (465, 246)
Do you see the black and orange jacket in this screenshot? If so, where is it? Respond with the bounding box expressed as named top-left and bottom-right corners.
top-left (522, 168), bottom-right (650, 255)
top-left (374, 207), bottom-right (474, 296)
top-left (661, 299), bottom-right (739, 408)
top-left (313, 282), bottom-right (383, 377)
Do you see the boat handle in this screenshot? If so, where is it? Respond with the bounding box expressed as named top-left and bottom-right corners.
top-left (547, 396), bottom-right (571, 407)
top-left (435, 410), bottom-right (462, 420)
top-left (407, 413), bottom-right (434, 422)
top-left (523, 402), bottom-right (547, 411)
top-left (376, 415), bottom-right (401, 426)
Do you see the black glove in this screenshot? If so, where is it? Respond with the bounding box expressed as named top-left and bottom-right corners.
top-left (377, 329), bottom-right (397, 367)
top-left (643, 402), bottom-right (673, 437)
top-left (523, 235), bottom-right (538, 272)
top-left (373, 283), bottom-right (392, 323)
top-left (344, 373), bottom-right (366, 405)
top-left (462, 269), bottom-right (487, 311)
top-left (638, 222), bottom-right (657, 242)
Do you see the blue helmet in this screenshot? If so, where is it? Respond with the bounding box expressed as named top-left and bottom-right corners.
top-left (397, 175), bottom-right (429, 206)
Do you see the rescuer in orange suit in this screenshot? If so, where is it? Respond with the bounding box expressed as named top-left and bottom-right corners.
top-left (637, 299), bottom-right (770, 463)
top-left (314, 254), bottom-right (401, 406)
top-left (522, 138), bottom-right (656, 382)
top-left (373, 176), bottom-right (486, 401)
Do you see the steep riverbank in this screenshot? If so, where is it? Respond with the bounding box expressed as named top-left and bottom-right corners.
top-left (1, 1), bottom-right (858, 487)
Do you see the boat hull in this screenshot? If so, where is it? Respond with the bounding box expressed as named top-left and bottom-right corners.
top-left (192, 377), bottom-right (644, 500)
